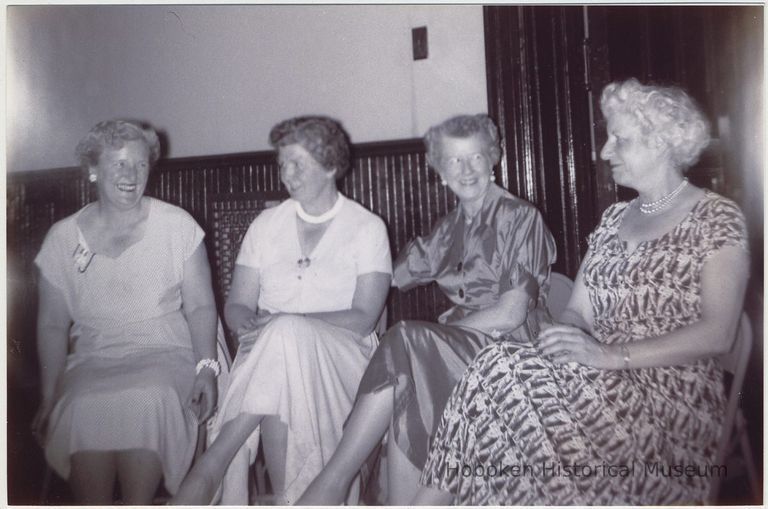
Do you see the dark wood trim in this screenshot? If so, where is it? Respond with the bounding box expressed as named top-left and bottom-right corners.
top-left (484, 5), bottom-right (598, 278)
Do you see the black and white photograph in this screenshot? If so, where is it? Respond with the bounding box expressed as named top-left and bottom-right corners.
top-left (6, 3), bottom-right (763, 506)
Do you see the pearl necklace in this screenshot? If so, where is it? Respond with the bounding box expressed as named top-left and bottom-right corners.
top-left (295, 193), bottom-right (343, 224)
top-left (638, 178), bottom-right (688, 215)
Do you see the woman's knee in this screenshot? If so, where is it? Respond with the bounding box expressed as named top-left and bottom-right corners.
top-left (381, 320), bottom-right (414, 343)
top-left (380, 320), bottom-right (434, 350)
top-left (116, 449), bottom-right (162, 471)
top-left (115, 449), bottom-right (163, 504)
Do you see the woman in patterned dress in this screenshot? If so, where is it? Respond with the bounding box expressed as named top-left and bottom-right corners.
top-left (33, 120), bottom-right (219, 504)
top-left (298, 114), bottom-right (556, 504)
top-left (415, 79), bottom-right (750, 505)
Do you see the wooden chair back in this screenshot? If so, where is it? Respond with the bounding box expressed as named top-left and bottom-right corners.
top-left (708, 312), bottom-right (759, 502)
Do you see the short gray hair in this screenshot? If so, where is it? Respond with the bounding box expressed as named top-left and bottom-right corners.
top-left (424, 114), bottom-right (502, 170)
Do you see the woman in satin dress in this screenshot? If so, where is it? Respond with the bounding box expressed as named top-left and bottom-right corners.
top-left (299, 114), bottom-right (556, 504)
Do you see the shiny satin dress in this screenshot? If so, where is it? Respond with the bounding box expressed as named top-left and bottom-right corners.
top-left (356, 183), bottom-right (556, 474)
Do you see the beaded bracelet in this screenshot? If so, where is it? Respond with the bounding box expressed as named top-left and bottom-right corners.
top-left (620, 345), bottom-right (631, 370)
top-left (195, 358), bottom-right (221, 377)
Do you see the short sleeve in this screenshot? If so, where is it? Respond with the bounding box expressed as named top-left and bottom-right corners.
top-left (393, 214), bottom-right (454, 291)
top-left (355, 218), bottom-right (393, 276)
top-left (500, 207), bottom-right (557, 302)
top-left (587, 202), bottom-right (626, 251)
top-left (702, 196), bottom-right (750, 259)
top-left (235, 215), bottom-right (266, 269)
top-left (179, 211), bottom-right (205, 261)
top-left (34, 221), bottom-right (69, 292)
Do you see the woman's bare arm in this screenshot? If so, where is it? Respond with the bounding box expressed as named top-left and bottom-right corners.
top-left (539, 245), bottom-right (748, 369)
top-left (180, 243), bottom-right (219, 421)
top-left (224, 263), bottom-right (262, 335)
top-left (306, 272), bottom-right (391, 336)
top-left (33, 276), bottom-right (72, 441)
top-left (452, 287), bottom-right (531, 336)
top-left (37, 277), bottom-right (71, 403)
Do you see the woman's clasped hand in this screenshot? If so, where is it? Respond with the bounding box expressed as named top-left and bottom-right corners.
top-left (538, 325), bottom-right (622, 369)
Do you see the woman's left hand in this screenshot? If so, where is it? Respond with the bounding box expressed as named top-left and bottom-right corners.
top-left (187, 370), bottom-right (218, 423)
top-left (538, 325), bottom-right (620, 369)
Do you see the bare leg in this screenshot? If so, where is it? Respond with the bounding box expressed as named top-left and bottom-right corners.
top-left (412, 485), bottom-right (454, 506)
top-left (70, 450), bottom-right (117, 505)
top-left (261, 416), bottom-right (288, 502)
top-left (386, 432), bottom-right (422, 504)
top-left (170, 413), bottom-right (262, 505)
top-left (116, 449), bottom-right (163, 505)
top-left (297, 388), bottom-right (393, 505)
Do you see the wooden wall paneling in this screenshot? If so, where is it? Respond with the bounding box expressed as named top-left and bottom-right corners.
top-left (537, 8), bottom-right (598, 274)
top-left (582, 6), bottom-right (618, 215)
top-left (484, 5), bottom-right (598, 278)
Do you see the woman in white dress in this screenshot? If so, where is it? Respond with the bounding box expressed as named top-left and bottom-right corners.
top-left (172, 116), bottom-right (392, 505)
top-left (33, 120), bottom-right (219, 504)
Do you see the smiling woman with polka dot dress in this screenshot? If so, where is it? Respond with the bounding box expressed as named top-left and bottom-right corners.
top-left (33, 119), bottom-right (219, 504)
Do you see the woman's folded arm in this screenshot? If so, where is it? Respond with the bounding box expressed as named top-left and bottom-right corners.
top-left (307, 272), bottom-right (391, 337)
top-left (453, 286), bottom-right (530, 336)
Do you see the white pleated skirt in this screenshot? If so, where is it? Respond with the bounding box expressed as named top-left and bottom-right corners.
top-left (213, 315), bottom-right (376, 504)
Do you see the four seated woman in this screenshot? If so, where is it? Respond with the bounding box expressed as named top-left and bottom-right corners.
top-left (298, 114), bottom-right (557, 504)
top-left (413, 79), bottom-right (750, 505)
top-left (171, 116), bottom-right (392, 504)
top-left (32, 86), bottom-right (749, 506)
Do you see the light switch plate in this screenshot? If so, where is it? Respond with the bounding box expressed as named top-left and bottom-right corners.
top-left (412, 26), bottom-right (428, 60)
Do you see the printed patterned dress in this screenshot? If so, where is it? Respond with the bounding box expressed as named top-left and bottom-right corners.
top-left (421, 191), bottom-right (749, 505)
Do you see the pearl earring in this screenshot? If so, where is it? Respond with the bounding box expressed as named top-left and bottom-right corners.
top-left (88, 173), bottom-right (97, 183)
top-left (440, 180), bottom-right (447, 186)
top-left (490, 174), bottom-right (496, 182)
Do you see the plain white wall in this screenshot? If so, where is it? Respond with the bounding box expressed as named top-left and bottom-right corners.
top-left (7, 5), bottom-right (488, 172)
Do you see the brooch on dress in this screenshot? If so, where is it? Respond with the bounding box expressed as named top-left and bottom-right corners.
top-left (73, 242), bottom-right (94, 273)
